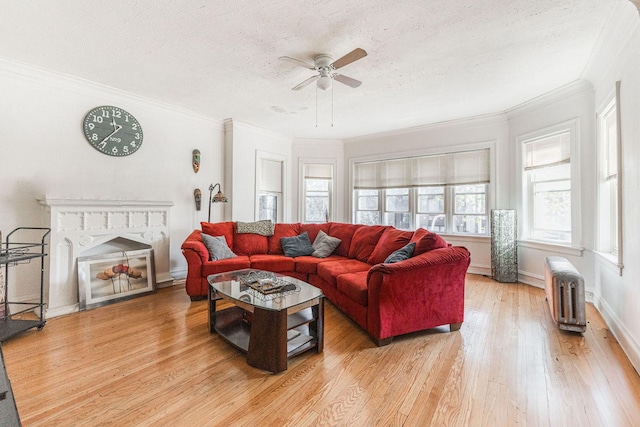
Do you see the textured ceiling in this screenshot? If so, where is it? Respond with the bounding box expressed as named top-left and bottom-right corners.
top-left (0, 0), bottom-right (618, 139)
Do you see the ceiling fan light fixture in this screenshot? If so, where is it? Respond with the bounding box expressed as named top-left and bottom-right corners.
top-left (317, 74), bottom-right (332, 91)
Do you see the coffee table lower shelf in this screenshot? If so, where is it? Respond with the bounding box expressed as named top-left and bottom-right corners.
top-left (210, 301), bottom-right (323, 373)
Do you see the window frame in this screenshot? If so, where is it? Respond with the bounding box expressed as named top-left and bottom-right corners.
top-left (299, 159), bottom-right (337, 223)
top-left (517, 119), bottom-right (581, 248)
top-left (350, 143), bottom-right (494, 235)
top-left (596, 82), bottom-right (623, 273)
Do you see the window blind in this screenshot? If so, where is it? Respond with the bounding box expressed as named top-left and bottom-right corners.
top-left (304, 163), bottom-right (333, 180)
top-left (353, 148), bottom-right (490, 189)
top-left (524, 132), bottom-right (570, 171)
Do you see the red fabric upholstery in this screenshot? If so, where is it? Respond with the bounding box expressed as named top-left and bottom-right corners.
top-left (368, 228), bottom-right (413, 265)
top-left (337, 271), bottom-right (369, 306)
top-left (317, 259), bottom-right (371, 287)
top-left (348, 225), bottom-right (388, 263)
top-left (249, 254), bottom-right (295, 272)
top-left (267, 223), bottom-right (300, 255)
top-left (201, 221), bottom-right (235, 247)
top-left (182, 221), bottom-right (470, 346)
top-left (233, 232), bottom-right (268, 256)
top-left (328, 222), bottom-right (361, 257)
top-left (410, 228), bottom-right (448, 255)
top-left (201, 256), bottom-right (251, 277)
top-left (299, 223), bottom-right (331, 244)
top-left (294, 255), bottom-right (348, 274)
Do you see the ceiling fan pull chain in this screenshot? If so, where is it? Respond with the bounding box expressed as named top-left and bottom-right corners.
top-left (331, 83), bottom-right (334, 127)
top-left (315, 84), bottom-right (318, 127)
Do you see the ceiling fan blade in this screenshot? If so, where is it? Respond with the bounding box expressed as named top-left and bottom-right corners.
top-left (292, 75), bottom-right (319, 91)
top-left (331, 48), bottom-right (367, 70)
top-left (279, 56), bottom-right (315, 70)
top-left (333, 74), bottom-right (362, 88)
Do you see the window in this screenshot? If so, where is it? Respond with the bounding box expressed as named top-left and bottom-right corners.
top-left (353, 148), bottom-right (490, 234)
top-left (256, 156), bottom-right (283, 222)
top-left (523, 130), bottom-right (572, 244)
top-left (597, 82), bottom-right (622, 266)
top-left (302, 163), bottom-right (334, 223)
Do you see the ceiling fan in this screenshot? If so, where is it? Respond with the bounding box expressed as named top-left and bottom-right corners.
top-left (279, 48), bottom-right (367, 91)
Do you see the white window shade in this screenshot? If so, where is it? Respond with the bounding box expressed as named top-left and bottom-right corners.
top-left (524, 132), bottom-right (570, 171)
top-left (604, 107), bottom-right (618, 179)
top-left (354, 148), bottom-right (489, 189)
top-left (304, 163), bottom-right (333, 179)
top-left (259, 159), bottom-right (282, 192)
top-left (449, 149), bottom-right (490, 185)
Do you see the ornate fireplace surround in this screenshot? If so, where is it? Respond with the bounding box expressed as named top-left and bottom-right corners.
top-left (38, 197), bottom-right (173, 318)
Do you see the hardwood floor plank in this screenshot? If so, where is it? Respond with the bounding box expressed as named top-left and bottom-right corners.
top-left (2, 275), bottom-right (640, 426)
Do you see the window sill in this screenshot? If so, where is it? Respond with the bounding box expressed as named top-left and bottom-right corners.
top-left (594, 251), bottom-right (623, 275)
top-left (517, 239), bottom-right (584, 257)
top-left (441, 234), bottom-right (490, 244)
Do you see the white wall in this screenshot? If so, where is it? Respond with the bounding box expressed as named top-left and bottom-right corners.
top-left (0, 59), bottom-right (224, 299)
top-left (507, 82), bottom-right (596, 290)
top-left (224, 119), bottom-right (293, 222)
top-left (588, 1), bottom-right (640, 372)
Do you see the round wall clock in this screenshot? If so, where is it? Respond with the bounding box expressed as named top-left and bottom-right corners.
top-left (82, 106), bottom-right (143, 156)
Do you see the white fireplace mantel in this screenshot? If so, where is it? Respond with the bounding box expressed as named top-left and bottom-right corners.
top-left (38, 197), bottom-right (174, 318)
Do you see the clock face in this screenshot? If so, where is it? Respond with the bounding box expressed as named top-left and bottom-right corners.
top-left (82, 106), bottom-right (143, 156)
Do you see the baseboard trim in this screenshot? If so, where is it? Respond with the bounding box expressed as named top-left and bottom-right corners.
top-left (594, 293), bottom-right (640, 375)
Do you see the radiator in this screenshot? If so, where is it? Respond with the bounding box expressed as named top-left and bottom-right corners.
top-left (543, 256), bottom-right (586, 333)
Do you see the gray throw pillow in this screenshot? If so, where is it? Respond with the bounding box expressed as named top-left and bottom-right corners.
top-left (202, 234), bottom-right (237, 261)
top-left (312, 230), bottom-right (342, 258)
top-left (236, 220), bottom-right (274, 236)
top-left (281, 232), bottom-right (315, 257)
top-left (384, 242), bottom-right (415, 264)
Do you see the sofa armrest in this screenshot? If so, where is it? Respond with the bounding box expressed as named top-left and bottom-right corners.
top-left (366, 246), bottom-right (471, 340)
top-left (181, 230), bottom-right (209, 263)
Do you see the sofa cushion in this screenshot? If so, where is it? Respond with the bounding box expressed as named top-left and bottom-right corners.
top-left (312, 230), bottom-right (342, 258)
top-left (348, 225), bottom-right (388, 263)
top-left (201, 221), bottom-right (235, 248)
top-left (317, 259), bottom-right (371, 287)
top-left (281, 232), bottom-right (315, 257)
top-left (300, 223), bottom-right (331, 243)
top-left (236, 220), bottom-right (274, 236)
top-left (201, 256), bottom-right (251, 276)
top-left (337, 271), bottom-right (369, 306)
top-left (328, 223), bottom-right (361, 257)
top-left (384, 242), bottom-right (415, 263)
top-left (368, 227), bottom-right (413, 265)
top-left (268, 223), bottom-right (301, 255)
top-left (410, 228), bottom-right (448, 255)
top-left (201, 234), bottom-right (237, 261)
top-left (294, 255), bottom-right (348, 274)
top-left (233, 232), bottom-right (268, 256)
top-left (249, 254), bottom-right (295, 272)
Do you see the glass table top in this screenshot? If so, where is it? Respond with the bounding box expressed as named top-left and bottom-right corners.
top-left (208, 269), bottom-right (323, 311)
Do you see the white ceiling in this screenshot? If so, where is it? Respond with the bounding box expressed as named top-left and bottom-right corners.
top-left (0, 0), bottom-right (619, 139)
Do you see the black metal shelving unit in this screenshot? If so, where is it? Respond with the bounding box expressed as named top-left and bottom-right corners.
top-left (0, 227), bottom-right (50, 342)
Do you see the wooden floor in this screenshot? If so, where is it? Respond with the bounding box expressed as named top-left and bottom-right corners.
top-left (3, 274), bottom-right (640, 426)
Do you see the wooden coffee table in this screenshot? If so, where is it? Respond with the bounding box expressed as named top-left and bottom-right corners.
top-left (207, 269), bottom-right (324, 373)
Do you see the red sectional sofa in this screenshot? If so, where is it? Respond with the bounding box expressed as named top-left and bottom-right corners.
top-left (181, 221), bottom-right (471, 346)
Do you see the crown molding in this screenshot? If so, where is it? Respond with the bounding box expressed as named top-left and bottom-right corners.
top-left (505, 80), bottom-right (593, 120)
top-left (0, 56), bottom-right (223, 125)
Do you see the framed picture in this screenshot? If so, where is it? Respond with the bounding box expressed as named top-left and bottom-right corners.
top-left (78, 249), bottom-right (156, 310)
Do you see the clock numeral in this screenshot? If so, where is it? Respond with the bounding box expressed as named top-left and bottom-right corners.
top-left (111, 147), bottom-right (118, 155)
top-left (113, 110), bottom-right (122, 119)
top-left (131, 123), bottom-right (138, 130)
top-left (91, 115), bottom-right (104, 123)
top-left (98, 141), bottom-right (107, 149)
top-left (101, 110), bottom-right (110, 118)
top-left (124, 115), bottom-right (130, 122)
top-left (123, 145), bottom-right (130, 154)
top-left (87, 123), bottom-right (95, 130)
top-left (92, 133), bottom-right (98, 141)
top-left (130, 141), bottom-right (137, 147)
top-left (134, 133), bottom-right (140, 140)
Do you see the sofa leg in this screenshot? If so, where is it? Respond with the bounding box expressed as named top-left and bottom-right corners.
top-left (190, 295), bottom-right (207, 301)
top-left (375, 337), bottom-right (393, 347)
top-left (450, 322), bottom-right (462, 332)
